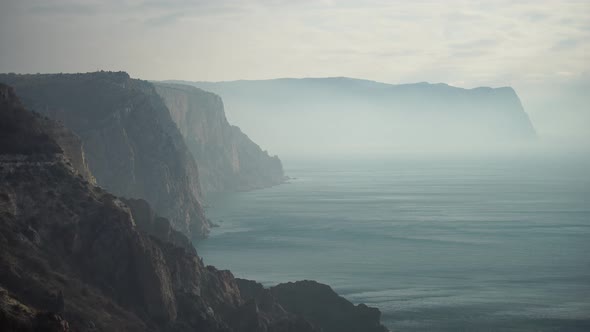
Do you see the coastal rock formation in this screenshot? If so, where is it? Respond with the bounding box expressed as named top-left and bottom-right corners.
top-left (271, 281), bottom-right (388, 332)
top-left (35, 115), bottom-right (96, 184)
top-left (1, 84), bottom-right (388, 331)
top-left (237, 279), bottom-right (389, 332)
top-left (121, 198), bottom-right (196, 254)
top-left (154, 83), bottom-right (284, 194)
top-left (179, 77), bottom-right (537, 154)
top-left (0, 83), bottom-right (294, 331)
top-left (0, 72), bottom-right (207, 238)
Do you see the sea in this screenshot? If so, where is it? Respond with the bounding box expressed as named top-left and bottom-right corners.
top-left (196, 154), bottom-right (590, 331)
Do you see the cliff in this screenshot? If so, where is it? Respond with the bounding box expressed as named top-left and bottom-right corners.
top-left (0, 84), bottom-right (93, 183)
top-left (0, 72), bottom-right (207, 238)
top-left (154, 83), bottom-right (284, 194)
top-left (35, 115), bottom-right (96, 184)
top-left (177, 78), bottom-right (537, 154)
top-left (237, 279), bottom-right (389, 332)
top-left (270, 281), bottom-right (388, 332)
top-left (0, 83), bottom-right (304, 331)
top-left (0, 83), bottom-right (388, 331)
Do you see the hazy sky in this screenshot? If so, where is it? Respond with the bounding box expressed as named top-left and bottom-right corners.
top-left (1, 0), bottom-right (588, 139)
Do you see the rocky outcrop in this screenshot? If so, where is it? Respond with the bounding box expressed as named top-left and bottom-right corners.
top-left (237, 279), bottom-right (389, 332)
top-left (122, 198), bottom-right (195, 255)
top-left (0, 84), bottom-right (93, 183)
top-left (1, 83), bottom-right (152, 330)
top-left (0, 84), bottom-right (62, 156)
top-left (271, 281), bottom-right (388, 332)
top-left (36, 116), bottom-right (96, 184)
top-left (0, 72), bottom-right (207, 238)
top-left (154, 83), bottom-right (284, 194)
top-left (0, 287), bottom-right (70, 332)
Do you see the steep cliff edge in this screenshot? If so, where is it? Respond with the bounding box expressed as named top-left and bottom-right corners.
top-left (36, 115), bottom-right (96, 184)
top-left (0, 84), bottom-right (388, 331)
top-left (0, 72), bottom-right (207, 238)
top-left (154, 83), bottom-right (284, 194)
top-left (0, 84), bottom-right (93, 183)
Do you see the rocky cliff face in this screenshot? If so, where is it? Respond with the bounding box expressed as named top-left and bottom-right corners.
top-left (0, 72), bottom-right (207, 238)
top-left (0, 84), bottom-right (93, 183)
top-left (237, 279), bottom-right (388, 332)
top-left (36, 116), bottom-right (96, 184)
top-left (154, 83), bottom-right (284, 194)
top-left (0, 83), bottom-right (300, 331)
top-left (0, 84), bottom-right (388, 331)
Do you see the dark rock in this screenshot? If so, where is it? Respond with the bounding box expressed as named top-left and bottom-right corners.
top-left (34, 312), bottom-right (70, 332)
top-left (233, 279), bottom-right (317, 332)
top-left (23, 225), bottom-right (41, 246)
top-left (122, 197), bottom-right (196, 255)
top-left (38, 116), bottom-right (96, 184)
top-left (271, 280), bottom-right (389, 332)
top-left (0, 286), bottom-right (70, 332)
top-left (237, 278), bottom-right (389, 332)
top-left (0, 84), bottom-right (62, 156)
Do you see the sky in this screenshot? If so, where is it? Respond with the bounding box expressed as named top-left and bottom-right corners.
top-left (0, 0), bottom-right (588, 140)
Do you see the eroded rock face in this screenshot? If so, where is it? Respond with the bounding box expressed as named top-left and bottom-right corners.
top-left (37, 116), bottom-right (96, 184)
top-left (0, 287), bottom-right (71, 332)
top-left (236, 278), bottom-right (389, 332)
top-left (235, 279), bottom-right (317, 332)
top-left (122, 198), bottom-right (196, 255)
top-left (0, 72), bottom-right (208, 238)
top-left (271, 281), bottom-right (389, 332)
top-left (154, 83), bottom-right (285, 194)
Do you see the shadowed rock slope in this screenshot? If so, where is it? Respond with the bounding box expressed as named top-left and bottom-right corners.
top-left (154, 83), bottom-right (284, 194)
top-left (0, 72), bottom-right (207, 238)
top-left (237, 279), bottom-right (388, 332)
top-left (0, 83), bottom-right (388, 331)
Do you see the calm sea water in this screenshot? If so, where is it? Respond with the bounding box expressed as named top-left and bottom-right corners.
top-left (196, 155), bottom-right (590, 331)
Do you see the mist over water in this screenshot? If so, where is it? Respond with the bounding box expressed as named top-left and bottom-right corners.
top-left (197, 153), bottom-right (590, 331)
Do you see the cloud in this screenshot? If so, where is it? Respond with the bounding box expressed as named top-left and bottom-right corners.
top-left (552, 38), bottom-right (580, 50)
top-left (1, 0), bottom-right (588, 140)
top-left (144, 12), bottom-right (185, 26)
top-left (1, 0), bottom-right (589, 89)
top-left (27, 1), bottom-right (100, 16)
top-left (450, 39), bottom-right (499, 50)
